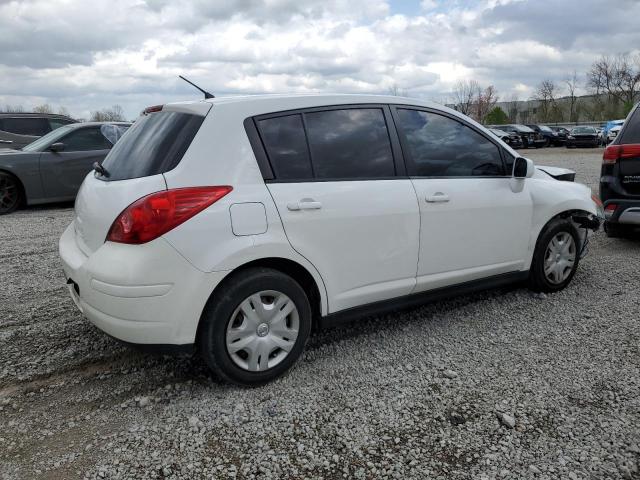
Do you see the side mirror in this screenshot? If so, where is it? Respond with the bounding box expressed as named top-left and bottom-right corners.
top-left (49, 142), bottom-right (65, 152)
top-left (513, 156), bottom-right (534, 179)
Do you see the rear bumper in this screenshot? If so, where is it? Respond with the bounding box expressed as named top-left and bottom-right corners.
top-left (59, 222), bottom-right (229, 345)
top-left (601, 199), bottom-right (640, 225)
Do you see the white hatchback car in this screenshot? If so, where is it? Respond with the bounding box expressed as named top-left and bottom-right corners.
top-left (59, 94), bottom-right (602, 385)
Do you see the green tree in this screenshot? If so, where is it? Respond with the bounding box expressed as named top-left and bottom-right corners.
top-left (485, 106), bottom-right (509, 125)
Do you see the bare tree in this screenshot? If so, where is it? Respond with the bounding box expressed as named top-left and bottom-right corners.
top-left (90, 105), bottom-right (125, 122)
top-left (475, 85), bottom-right (499, 123)
top-left (388, 84), bottom-right (408, 97)
top-left (57, 106), bottom-right (71, 117)
top-left (0, 104), bottom-right (25, 113)
top-left (587, 53), bottom-right (640, 113)
top-left (534, 79), bottom-right (559, 122)
top-left (564, 71), bottom-right (580, 123)
top-left (503, 94), bottom-right (519, 123)
top-left (33, 103), bottom-right (54, 114)
top-left (451, 79), bottom-right (480, 116)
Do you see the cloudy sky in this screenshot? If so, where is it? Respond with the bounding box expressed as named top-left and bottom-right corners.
top-left (0, 0), bottom-right (638, 120)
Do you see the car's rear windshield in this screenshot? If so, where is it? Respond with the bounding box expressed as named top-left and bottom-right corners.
top-left (572, 127), bottom-right (595, 134)
top-left (99, 111), bottom-right (204, 181)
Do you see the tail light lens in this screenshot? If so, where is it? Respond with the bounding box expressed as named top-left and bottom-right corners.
top-left (603, 144), bottom-right (640, 164)
top-left (604, 203), bottom-right (617, 219)
top-left (107, 186), bottom-right (232, 244)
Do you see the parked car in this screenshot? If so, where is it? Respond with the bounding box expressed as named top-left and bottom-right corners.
top-left (600, 102), bottom-right (640, 237)
top-left (566, 126), bottom-right (600, 148)
top-left (0, 122), bottom-right (130, 214)
top-left (493, 124), bottom-right (545, 148)
top-left (603, 119), bottom-right (625, 144)
top-left (607, 125), bottom-right (623, 144)
top-left (0, 113), bottom-right (77, 150)
top-left (551, 126), bottom-right (571, 145)
top-left (488, 128), bottom-right (523, 148)
top-left (526, 124), bottom-right (563, 147)
top-left (59, 95), bottom-right (602, 386)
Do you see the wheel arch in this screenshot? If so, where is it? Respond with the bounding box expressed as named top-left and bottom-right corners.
top-left (528, 208), bottom-right (595, 269)
top-left (0, 168), bottom-right (26, 209)
top-left (196, 256), bottom-right (326, 344)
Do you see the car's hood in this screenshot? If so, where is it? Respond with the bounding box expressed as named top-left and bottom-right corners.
top-left (0, 148), bottom-right (22, 154)
top-left (536, 165), bottom-right (576, 182)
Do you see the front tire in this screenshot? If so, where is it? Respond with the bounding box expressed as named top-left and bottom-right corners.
top-left (0, 172), bottom-right (22, 214)
top-left (198, 267), bottom-right (312, 386)
top-left (529, 218), bottom-right (580, 293)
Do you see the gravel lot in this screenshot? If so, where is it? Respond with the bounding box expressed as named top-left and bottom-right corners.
top-left (1, 147), bottom-right (639, 480)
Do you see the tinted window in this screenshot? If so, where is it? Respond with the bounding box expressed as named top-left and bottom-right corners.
top-left (1, 117), bottom-right (50, 136)
top-left (619, 108), bottom-right (640, 144)
top-left (49, 118), bottom-right (74, 130)
top-left (304, 108), bottom-right (395, 179)
top-left (61, 127), bottom-right (112, 151)
top-left (396, 109), bottom-right (505, 177)
top-left (258, 114), bottom-right (313, 180)
top-left (101, 111), bottom-right (204, 181)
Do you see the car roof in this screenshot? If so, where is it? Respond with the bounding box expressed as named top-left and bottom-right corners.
top-left (166, 93), bottom-right (454, 118)
top-left (0, 112), bottom-right (76, 120)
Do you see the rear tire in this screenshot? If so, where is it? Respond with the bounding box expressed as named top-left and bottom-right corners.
top-left (198, 267), bottom-right (312, 386)
top-left (529, 218), bottom-right (581, 293)
top-left (0, 171), bottom-right (22, 215)
top-left (604, 221), bottom-right (632, 238)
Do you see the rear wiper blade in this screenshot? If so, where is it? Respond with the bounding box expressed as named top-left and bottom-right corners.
top-left (93, 161), bottom-right (109, 178)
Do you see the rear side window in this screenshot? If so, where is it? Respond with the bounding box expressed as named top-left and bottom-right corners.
top-left (100, 111), bottom-right (204, 181)
top-left (61, 127), bottom-right (112, 151)
top-left (304, 108), bottom-right (395, 179)
top-left (0, 117), bottom-right (51, 136)
top-left (258, 114), bottom-right (313, 180)
top-left (49, 118), bottom-right (73, 130)
top-left (619, 107), bottom-right (640, 144)
top-left (396, 109), bottom-right (505, 177)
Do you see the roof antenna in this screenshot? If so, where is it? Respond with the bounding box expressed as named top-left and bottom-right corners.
top-left (178, 75), bottom-right (214, 99)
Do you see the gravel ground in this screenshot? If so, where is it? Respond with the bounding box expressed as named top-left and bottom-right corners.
top-left (1, 147), bottom-right (639, 480)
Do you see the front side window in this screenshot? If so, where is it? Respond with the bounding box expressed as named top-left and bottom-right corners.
top-left (304, 108), bottom-right (395, 179)
top-left (396, 109), bottom-right (505, 177)
top-left (61, 127), bottom-right (113, 151)
top-left (258, 114), bottom-right (313, 180)
top-left (1, 117), bottom-right (51, 136)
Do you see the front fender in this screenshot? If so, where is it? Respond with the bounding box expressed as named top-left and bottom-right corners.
top-left (525, 178), bottom-right (598, 268)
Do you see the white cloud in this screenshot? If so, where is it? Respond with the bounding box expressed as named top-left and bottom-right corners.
top-left (0, 0), bottom-right (638, 118)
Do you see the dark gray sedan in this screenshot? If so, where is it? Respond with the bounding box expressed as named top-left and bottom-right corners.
top-left (0, 122), bottom-right (130, 214)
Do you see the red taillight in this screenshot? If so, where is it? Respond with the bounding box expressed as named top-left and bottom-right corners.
top-left (603, 144), bottom-right (640, 164)
top-left (143, 104), bottom-right (164, 115)
top-left (106, 186), bottom-right (232, 244)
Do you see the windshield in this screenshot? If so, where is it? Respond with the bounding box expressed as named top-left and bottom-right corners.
top-left (514, 125), bottom-right (534, 133)
top-left (571, 127), bottom-right (595, 134)
top-left (22, 125), bottom-right (74, 152)
top-left (539, 126), bottom-right (553, 132)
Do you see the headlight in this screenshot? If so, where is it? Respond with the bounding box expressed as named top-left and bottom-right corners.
top-left (591, 193), bottom-right (605, 219)
top-left (567, 136), bottom-right (575, 139)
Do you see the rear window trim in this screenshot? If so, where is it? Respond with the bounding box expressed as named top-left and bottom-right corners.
top-left (250, 103), bottom-right (405, 183)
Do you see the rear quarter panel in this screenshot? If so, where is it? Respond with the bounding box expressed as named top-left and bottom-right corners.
top-left (161, 102), bottom-right (330, 315)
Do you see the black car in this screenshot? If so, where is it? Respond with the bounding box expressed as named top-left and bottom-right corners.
top-left (566, 126), bottom-right (599, 148)
top-left (550, 126), bottom-right (570, 143)
top-left (600, 102), bottom-right (640, 237)
top-left (487, 128), bottom-right (524, 148)
top-left (0, 113), bottom-right (77, 150)
top-left (492, 124), bottom-right (546, 148)
top-left (526, 124), bottom-right (563, 146)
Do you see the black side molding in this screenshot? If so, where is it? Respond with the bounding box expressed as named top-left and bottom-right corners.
top-left (318, 271), bottom-right (529, 329)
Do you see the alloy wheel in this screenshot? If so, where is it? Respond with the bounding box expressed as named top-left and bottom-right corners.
top-left (225, 290), bottom-right (300, 372)
top-left (0, 174), bottom-right (19, 213)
